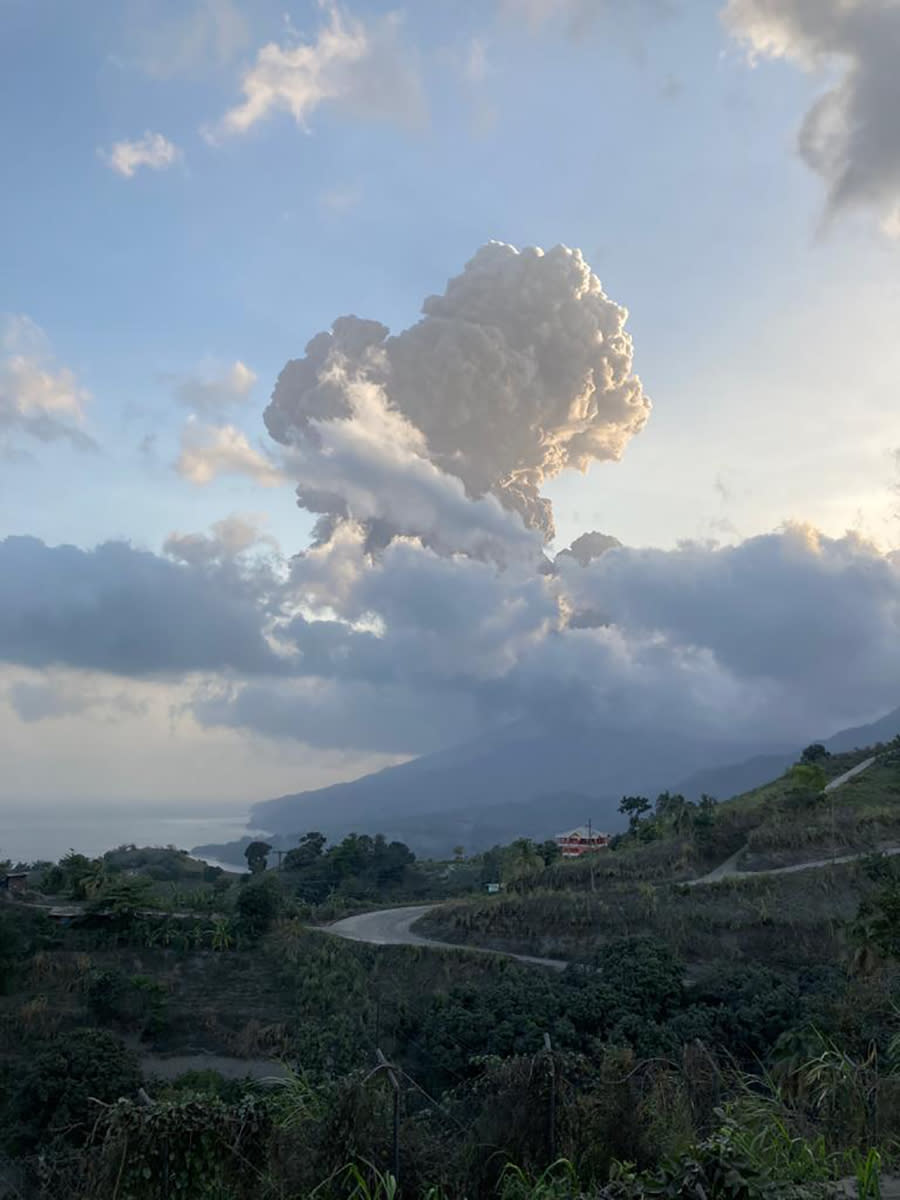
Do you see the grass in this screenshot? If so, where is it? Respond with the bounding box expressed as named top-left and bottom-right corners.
top-left (418, 860), bottom-right (873, 967)
top-left (741, 756), bottom-right (900, 870)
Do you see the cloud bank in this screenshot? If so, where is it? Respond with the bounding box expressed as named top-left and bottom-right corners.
top-left (0, 536), bottom-right (283, 677)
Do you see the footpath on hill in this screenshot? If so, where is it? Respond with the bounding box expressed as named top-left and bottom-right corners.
top-left (689, 754), bottom-right (880, 886)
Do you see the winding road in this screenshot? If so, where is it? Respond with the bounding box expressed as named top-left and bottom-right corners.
top-left (323, 756), bottom-right (891, 962)
top-left (325, 904), bottom-right (569, 970)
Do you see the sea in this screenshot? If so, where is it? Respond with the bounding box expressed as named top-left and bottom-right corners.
top-left (0, 800), bottom-right (263, 868)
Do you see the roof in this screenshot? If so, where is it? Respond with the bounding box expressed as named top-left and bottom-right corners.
top-left (2, 872), bottom-right (29, 880)
top-left (555, 826), bottom-right (608, 840)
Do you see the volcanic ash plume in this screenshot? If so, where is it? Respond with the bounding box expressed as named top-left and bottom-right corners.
top-left (265, 241), bottom-right (651, 542)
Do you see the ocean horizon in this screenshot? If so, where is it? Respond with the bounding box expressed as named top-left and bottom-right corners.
top-left (0, 800), bottom-right (265, 866)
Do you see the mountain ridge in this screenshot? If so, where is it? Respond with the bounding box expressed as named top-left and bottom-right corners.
top-left (192, 706), bottom-right (900, 863)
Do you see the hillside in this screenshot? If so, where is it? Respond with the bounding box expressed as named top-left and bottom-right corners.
top-left (417, 736), bottom-right (900, 964)
top-left (196, 705), bottom-right (900, 864)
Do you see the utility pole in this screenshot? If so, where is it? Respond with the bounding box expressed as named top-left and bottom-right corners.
top-left (587, 819), bottom-right (595, 892)
top-left (272, 849), bottom-right (286, 871)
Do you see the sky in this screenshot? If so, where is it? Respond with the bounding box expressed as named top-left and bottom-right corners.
top-left (2, 0), bottom-right (900, 843)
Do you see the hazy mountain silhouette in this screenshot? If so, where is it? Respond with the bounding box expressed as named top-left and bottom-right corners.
top-left (193, 707), bottom-right (900, 863)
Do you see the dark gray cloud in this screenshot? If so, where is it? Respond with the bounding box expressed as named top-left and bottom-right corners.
top-left (195, 519), bottom-right (900, 755)
top-left (0, 536), bottom-right (284, 677)
top-left (724, 0), bottom-right (900, 235)
top-left (561, 524), bottom-right (900, 723)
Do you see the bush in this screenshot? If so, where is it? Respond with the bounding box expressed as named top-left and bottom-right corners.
top-left (236, 873), bottom-right (284, 937)
top-left (5, 1028), bottom-right (141, 1152)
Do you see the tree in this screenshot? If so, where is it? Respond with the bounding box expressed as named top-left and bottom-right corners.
top-left (453, 845), bottom-right (465, 862)
top-left (236, 873), bottom-right (283, 936)
top-left (801, 743), bottom-right (831, 765)
top-left (244, 841), bottom-right (272, 875)
top-left (501, 839), bottom-right (544, 885)
top-left (283, 831), bottom-right (327, 872)
top-left (619, 795), bottom-right (651, 832)
top-left (58, 850), bottom-right (102, 899)
top-left (88, 874), bottom-right (153, 920)
top-left (655, 791), bottom-right (692, 835)
top-left (537, 839), bottom-right (561, 867)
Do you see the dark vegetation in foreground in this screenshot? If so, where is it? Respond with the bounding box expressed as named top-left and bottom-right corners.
top-left (1, 738), bottom-right (900, 1196)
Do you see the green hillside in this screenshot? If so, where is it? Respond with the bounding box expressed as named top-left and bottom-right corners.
top-left (417, 738), bottom-right (900, 965)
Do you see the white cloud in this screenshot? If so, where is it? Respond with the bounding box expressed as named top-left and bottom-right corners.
top-left (212, 1), bottom-right (425, 139)
top-left (176, 419), bottom-right (285, 486)
top-left (173, 360), bottom-right (257, 414)
top-left (723, 0), bottom-right (900, 235)
top-left (0, 315), bottom-right (94, 454)
top-left (102, 131), bottom-right (181, 178)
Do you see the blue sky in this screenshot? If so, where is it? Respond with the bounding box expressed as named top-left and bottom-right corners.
top-left (6, 0), bottom-right (896, 554)
top-left (2, 0), bottom-right (900, 842)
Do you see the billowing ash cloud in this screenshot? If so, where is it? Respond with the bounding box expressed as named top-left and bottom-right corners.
top-left (724, 0), bottom-right (900, 236)
top-left (265, 242), bottom-right (651, 541)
